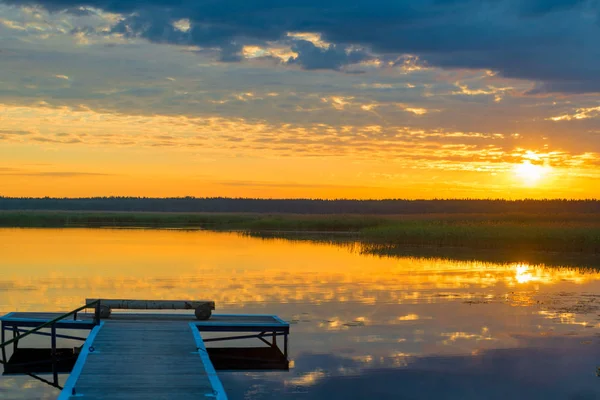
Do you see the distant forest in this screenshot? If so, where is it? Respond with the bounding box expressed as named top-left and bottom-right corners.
top-left (1, 197), bottom-right (599, 214)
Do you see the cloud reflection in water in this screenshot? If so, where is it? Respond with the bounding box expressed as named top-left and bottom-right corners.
top-left (1, 228), bottom-right (600, 399)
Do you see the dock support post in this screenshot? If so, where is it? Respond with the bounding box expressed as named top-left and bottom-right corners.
top-left (284, 332), bottom-right (288, 359)
top-left (272, 331), bottom-right (277, 348)
top-left (1, 322), bottom-right (6, 364)
top-left (93, 301), bottom-right (101, 325)
top-left (51, 323), bottom-right (58, 384)
top-left (12, 326), bottom-right (19, 353)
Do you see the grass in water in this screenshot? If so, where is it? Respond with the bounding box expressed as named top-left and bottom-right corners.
top-left (1, 211), bottom-right (599, 253)
top-left (362, 220), bottom-right (600, 253)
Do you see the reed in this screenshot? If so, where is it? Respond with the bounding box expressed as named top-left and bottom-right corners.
top-left (0, 211), bottom-right (384, 231)
top-left (361, 220), bottom-right (600, 253)
top-left (2, 211), bottom-right (599, 253)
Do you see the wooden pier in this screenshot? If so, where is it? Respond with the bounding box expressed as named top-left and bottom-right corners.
top-left (0, 303), bottom-right (290, 400)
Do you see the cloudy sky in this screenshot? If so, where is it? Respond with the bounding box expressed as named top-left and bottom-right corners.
top-left (0, 0), bottom-right (599, 198)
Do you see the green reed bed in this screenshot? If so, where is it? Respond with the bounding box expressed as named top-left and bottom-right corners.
top-left (0, 211), bottom-right (252, 228)
top-left (0, 211), bottom-right (385, 231)
top-left (361, 220), bottom-right (600, 253)
top-left (2, 211), bottom-right (600, 253)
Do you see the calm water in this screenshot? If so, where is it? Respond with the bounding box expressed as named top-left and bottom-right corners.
top-left (1, 228), bottom-right (600, 399)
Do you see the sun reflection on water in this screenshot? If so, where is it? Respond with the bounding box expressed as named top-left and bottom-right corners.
top-left (0, 229), bottom-right (599, 312)
top-left (2, 229), bottom-right (600, 399)
top-left (515, 264), bottom-right (536, 284)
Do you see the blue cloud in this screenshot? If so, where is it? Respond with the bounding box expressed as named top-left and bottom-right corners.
top-left (287, 40), bottom-right (372, 71)
top-left (2, 0), bottom-right (600, 92)
top-left (519, 0), bottom-right (589, 16)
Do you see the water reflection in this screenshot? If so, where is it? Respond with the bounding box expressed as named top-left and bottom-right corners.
top-left (1, 228), bottom-right (600, 399)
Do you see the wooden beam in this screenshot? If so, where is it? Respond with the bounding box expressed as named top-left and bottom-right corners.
top-left (85, 299), bottom-right (215, 311)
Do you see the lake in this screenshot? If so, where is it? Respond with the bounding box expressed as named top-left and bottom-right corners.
top-left (1, 228), bottom-right (600, 399)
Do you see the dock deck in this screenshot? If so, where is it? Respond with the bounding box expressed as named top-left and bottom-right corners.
top-left (1, 312), bottom-right (289, 400)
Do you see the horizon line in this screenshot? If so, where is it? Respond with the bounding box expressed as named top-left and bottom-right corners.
top-left (1, 196), bottom-right (599, 202)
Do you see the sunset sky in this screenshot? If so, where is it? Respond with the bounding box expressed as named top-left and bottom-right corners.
top-left (1, 0), bottom-right (599, 199)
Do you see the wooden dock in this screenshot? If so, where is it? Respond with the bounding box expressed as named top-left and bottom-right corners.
top-left (1, 311), bottom-right (290, 400)
top-left (61, 320), bottom-right (224, 399)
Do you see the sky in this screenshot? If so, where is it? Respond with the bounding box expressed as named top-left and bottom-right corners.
top-left (0, 0), bottom-right (599, 199)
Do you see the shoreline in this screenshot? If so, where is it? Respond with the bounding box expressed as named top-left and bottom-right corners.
top-left (1, 210), bottom-right (599, 255)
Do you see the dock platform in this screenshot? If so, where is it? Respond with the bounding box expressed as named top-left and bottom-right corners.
top-left (1, 311), bottom-right (290, 399)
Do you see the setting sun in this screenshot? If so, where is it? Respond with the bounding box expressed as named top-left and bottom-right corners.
top-left (514, 161), bottom-right (550, 186)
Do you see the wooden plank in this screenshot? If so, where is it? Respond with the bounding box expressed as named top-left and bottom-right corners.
top-left (85, 299), bottom-right (215, 310)
top-left (59, 319), bottom-right (227, 400)
top-left (59, 322), bottom-right (105, 400)
top-left (2, 312), bottom-right (285, 326)
top-left (190, 322), bottom-right (228, 399)
top-left (3, 310), bottom-right (290, 400)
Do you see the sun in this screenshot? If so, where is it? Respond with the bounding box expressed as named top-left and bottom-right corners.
top-left (514, 161), bottom-right (546, 185)
top-left (513, 160), bottom-right (549, 186)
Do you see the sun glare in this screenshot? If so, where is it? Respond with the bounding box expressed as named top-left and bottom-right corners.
top-left (513, 160), bottom-right (549, 186)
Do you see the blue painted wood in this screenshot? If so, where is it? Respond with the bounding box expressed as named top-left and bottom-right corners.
top-left (272, 315), bottom-right (289, 325)
top-left (0, 313), bottom-right (96, 330)
top-left (1, 313), bottom-right (289, 332)
top-left (14, 328), bottom-right (88, 341)
top-left (59, 320), bottom-right (226, 400)
top-left (0, 320), bottom-right (96, 330)
top-left (2, 310), bottom-right (290, 400)
top-left (189, 323), bottom-right (228, 400)
top-left (193, 325), bottom-right (289, 333)
top-left (58, 321), bottom-right (105, 400)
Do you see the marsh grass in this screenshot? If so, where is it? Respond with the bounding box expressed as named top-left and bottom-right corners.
top-left (362, 220), bottom-right (600, 253)
top-left (2, 211), bottom-right (600, 253)
top-left (0, 211), bottom-right (385, 231)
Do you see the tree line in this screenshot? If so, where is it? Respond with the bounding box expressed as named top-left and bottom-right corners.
top-left (0, 197), bottom-right (599, 214)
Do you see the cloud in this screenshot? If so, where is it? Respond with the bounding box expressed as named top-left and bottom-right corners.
top-left (548, 106), bottom-right (600, 121)
top-left (3, 0), bottom-right (599, 92)
top-left (518, 0), bottom-right (589, 17)
top-left (30, 136), bottom-right (82, 144)
top-left (63, 6), bottom-right (97, 16)
top-left (0, 129), bottom-right (33, 135)
top-left (399, 105), bottom-right (430, 115)
top-left (213, 180), bottom-right (380, 190)
top-left (0, 169), bottom-right (112, 177)
top-left (287, 40), bottom-right (372, 71)
top-left (20, 171), bottom-right (111, 176)
top-left (1, 102), bottom-right (598, 178)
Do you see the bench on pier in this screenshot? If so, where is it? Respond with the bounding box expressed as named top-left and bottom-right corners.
top-left (86, 299), bottom-right (216, 320)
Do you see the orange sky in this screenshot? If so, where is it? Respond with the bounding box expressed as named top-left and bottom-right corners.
top-left (1, 106), bottom-right (597, 199)
top-left (1, 5), bottom-right (599, 199)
